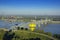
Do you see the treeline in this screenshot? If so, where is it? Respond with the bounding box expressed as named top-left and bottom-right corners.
top-left (53, 18), bottom-right (60, 21)
top-left (16, 27), bottom-right (28, 30)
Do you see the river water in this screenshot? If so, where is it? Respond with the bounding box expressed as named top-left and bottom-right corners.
top-left (0, 20), bottom-right (60, 34)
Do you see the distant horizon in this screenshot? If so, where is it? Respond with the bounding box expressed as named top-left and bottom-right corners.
top-left (0, 14), bottom-right (60, 16)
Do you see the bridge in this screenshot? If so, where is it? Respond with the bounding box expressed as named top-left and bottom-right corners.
top-left (10, 20), bottom-right (49, 30)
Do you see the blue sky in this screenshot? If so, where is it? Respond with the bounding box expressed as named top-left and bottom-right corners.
top-left (0, 0), bottom-right (60, 15)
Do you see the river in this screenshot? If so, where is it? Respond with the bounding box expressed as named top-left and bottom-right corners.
top-left (0, 20), bottom-right (60, 34)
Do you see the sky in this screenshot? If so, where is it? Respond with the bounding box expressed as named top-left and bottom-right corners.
top-left (0, 0), bottom-right (60, 15)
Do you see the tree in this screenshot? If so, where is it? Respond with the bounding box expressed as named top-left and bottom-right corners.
top-left (17, 27), bottom-right (20, 30)
top-left (21, 27), bottom-right (24, 30)
top-left (53, 34), bottom-right (60, 40)
top-left (9, 29), bottom-right (12, 32)
top-left (25, 28), bottom-right (28, 30)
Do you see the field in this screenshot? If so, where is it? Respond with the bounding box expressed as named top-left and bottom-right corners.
top-left (0, 29), bottom-right (57, 40)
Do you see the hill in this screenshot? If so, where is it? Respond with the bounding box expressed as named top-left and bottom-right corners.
top-left (0, 29), bottom-right (57, 40)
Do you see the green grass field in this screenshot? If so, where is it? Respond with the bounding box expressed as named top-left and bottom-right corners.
top-left (0, 29), bottom-right (57, 40)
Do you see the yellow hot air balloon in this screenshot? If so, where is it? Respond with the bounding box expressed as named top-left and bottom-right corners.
top-left (29, 23), bottom-right (36, 31)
